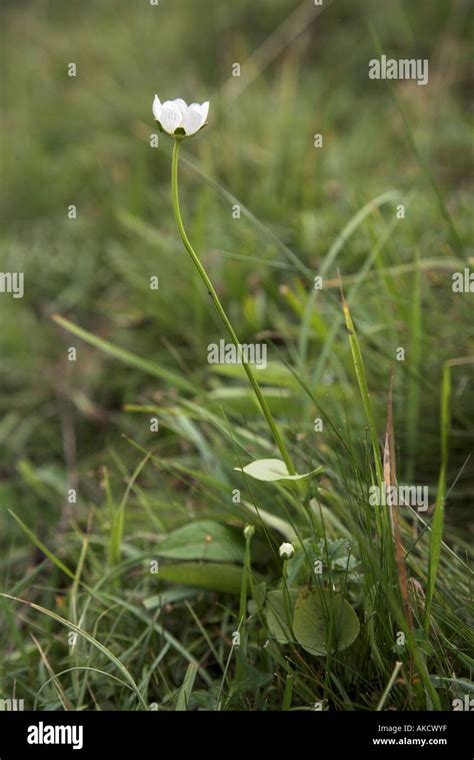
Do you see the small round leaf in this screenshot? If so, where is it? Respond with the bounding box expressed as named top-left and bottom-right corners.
top-left (293, 587), bottom-right (360, 656)
top-left (265, 588), bottom-right (299, 645)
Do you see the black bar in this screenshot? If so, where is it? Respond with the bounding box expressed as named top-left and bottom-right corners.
top-left (0, 711), bottom-right (471, 757)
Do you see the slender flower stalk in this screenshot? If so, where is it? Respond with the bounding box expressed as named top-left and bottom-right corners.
top-left (170, 138), bottom-right (295, 475)
top-left (279, 542), bottom-right (295, 637)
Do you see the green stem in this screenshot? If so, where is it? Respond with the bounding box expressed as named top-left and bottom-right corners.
top-left (281, 558), bottom-right (293, 634)
top-left (171, 139), bottom-right (295, 475)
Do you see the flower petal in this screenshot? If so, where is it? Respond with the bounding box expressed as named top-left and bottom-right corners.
top-left (200, 101), bottom-right (209, 122)
top-left (183, 104), bottom-right (205, 136)
top-left (171, 98), bottom-right (187, 115)
top-left (152, 95), bottom-right (162, 121)
top-left (160, 103), bottom-right (183, 134)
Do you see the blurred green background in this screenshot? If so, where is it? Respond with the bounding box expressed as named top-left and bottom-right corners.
top-left (0, 0), bottom-right (472, 551)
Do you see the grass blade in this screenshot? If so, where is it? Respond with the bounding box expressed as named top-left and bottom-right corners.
top-left (339, 278), bottom-right (382, 484)
top-left (0, 594), bottom-right (147, 709)
top-left (52, 314), bottom-right (195, 394)
top-left (424, 362), bottom-right (451, 633)
top-left (175, 663), bottom-right (198, 711)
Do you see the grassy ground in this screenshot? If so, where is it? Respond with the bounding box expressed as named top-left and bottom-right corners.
top-left (0, 0), bottom-right (472, 711)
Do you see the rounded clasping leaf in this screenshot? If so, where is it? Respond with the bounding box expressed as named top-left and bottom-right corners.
top-left (234, 458), bottom-right (323, 482)
top-left (293, 587), bottom-right (360, 656)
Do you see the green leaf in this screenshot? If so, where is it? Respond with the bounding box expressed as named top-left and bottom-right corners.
top-left (157, 562), bottom-right (249, 595)
top-left (311, 538), bottom-right (360, 583)
top-left (293, 588), bottom-right (360, 656)
top-left (211, 361), bottom-right (300, 388)
top-left (142, 587), bottom-right (198, 611)
top-left (235, 458), bottom-right (322, 482)
top-left (175, 663), bottom-right (198, 711)
top-left (206, 386), bottom-right (294, 415)
top-left (249, 580), bottom-right (267, 616)
top-left (241, 501), bottom-right (297, 542)
top-left (429, 676), bottom-right (474, 695)
top-left (156, 520), bottom-right (245, 563)
top-left (52, 314), bottom-right (194, 394)
top-left (265, 588), bottom-right (299, 645)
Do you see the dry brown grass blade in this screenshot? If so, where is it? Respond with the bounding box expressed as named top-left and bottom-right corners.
top-left (384, 373), bottom-right (413, 631)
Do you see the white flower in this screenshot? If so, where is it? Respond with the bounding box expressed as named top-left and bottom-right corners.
top-left (279, 542), bottom-right (294, 560)
top-left (153, 96), bottom-right (209, 137)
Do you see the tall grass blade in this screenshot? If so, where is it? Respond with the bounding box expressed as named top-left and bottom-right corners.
top-left (424, 363), bottom-right (451, 633)
top-left (52, 314), bottom-right (195, 393)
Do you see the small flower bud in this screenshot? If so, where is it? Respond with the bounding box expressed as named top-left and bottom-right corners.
top-left (244, 524), bottom-right (255, 540)
top-left (279, 542), bottom-right (294, 560)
